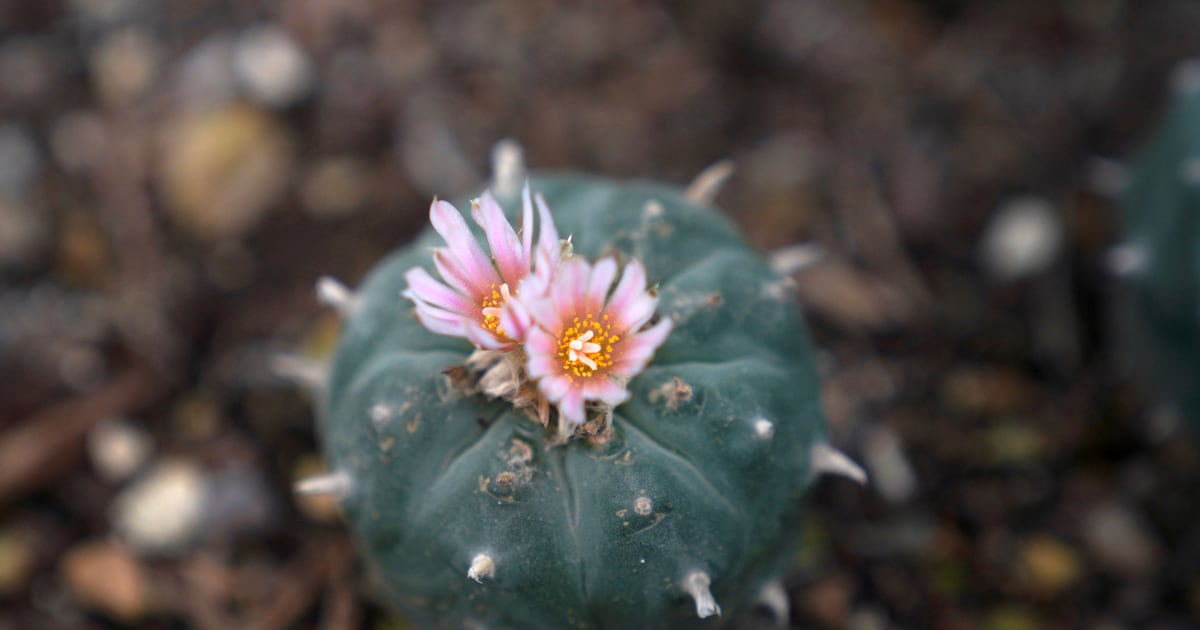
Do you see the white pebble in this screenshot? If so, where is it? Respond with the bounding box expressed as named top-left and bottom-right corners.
top-left (112, 459), bottom-right (207, 555)
top-left (234, 25), bottom-right (312, 108)
top-left (88, 418), bottom-right (153, 483)
top-left (979, 196), bottom-right (1062, 281)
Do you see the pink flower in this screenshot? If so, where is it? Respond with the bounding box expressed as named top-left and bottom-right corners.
top-left (524, 257), bottom-right (673, 426)
top-left (404, 186), bottom-right (560, 349)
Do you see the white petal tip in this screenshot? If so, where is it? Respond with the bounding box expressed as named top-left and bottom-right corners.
top-left (468, 553), bottom-right (495, 583)
top-left (490, 138), bottom-right (526, 198)
top-left (270, 354), bottom-right (327, 389)
top-left (316, 275), bottom-right (359, 317)
top-left (755, 580), bottom-right (789, 627)
top-left (768, 243), bottom-right (825, 276)
top-left (294, 470), bottom-right (352, 497)
top-left (683, 571), bottom-right (721, 619)
top-left (684, 159), bottom-right (734, 205)
top-left (1105, 243), bottom-right (1145, 277)
top-left (811, 443), bottom-right (868, 485)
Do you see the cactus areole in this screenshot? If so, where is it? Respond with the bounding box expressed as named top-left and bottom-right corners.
top-left (320, 174), bottom-right (829, 628)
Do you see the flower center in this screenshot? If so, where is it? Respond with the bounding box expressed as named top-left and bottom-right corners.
top-left (558, 314), bottom-right (619, 377)
top-left (480, 283), bottom-right (512, 337)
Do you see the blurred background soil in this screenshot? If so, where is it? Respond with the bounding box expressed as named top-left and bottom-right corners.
top-left (1, 0), bottom-right (1199, 628)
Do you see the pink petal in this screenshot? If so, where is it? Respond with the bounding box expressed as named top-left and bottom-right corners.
top-left (533, 193), bottom-right (561, 279)
top-left (413, 305), bottom-right (468, 337)
top-left (433, 249), bottom-right (478, 297)
top-left (558, 387), bottom-right (586, 425)
top-left (526, 326), bottom-right (559, 360)
top-left (404, 267), bottom-right (475, 315)
top-left (429, 200), bottom-right (499, 291)
top-left (526, 295), bottom-right (566, 336)
top-left (583, 377), bottom-right (629, 405)
top-left (527, 353), bottom-right (557, 379)
top-left (552, 259), bottom-right (589, 319)
top-left (464, 320), bottom-right (507, 350)
top-left (614, 294), bottom-right (656, 332)
top-left (498, 298), bottom-right (532, 343)
top-left (611, 318), bottom-right (672, 376)
top-left (585, 258), bottom-right (618, 315)
top-left (539, 374), bottom-right (574, 401)
top-left (472, 192), bottom-right (526, 286)
top-left (606, 259), bottom-right (647, 316)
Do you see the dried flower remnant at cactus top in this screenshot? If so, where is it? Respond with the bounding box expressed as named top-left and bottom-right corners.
top-left (402, 187), bottom-right (671, 433)
top-left (402, 187), bottom-right (560, 350)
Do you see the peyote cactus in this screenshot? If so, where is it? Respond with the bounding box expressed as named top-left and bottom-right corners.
top-left (300, 154), bottom-right (864, 629)
top-left (1119, 68), bottom-right (1200, 426)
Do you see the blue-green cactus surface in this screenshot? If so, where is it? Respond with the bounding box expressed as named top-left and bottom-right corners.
top-left (1120, 81), bottom-right (1200, 425)
top-left (320, 175), bottom-right (829, 628)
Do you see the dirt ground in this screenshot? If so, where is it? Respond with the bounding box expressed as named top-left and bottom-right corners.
top-left (2, 1), bottom-right (1199, 628)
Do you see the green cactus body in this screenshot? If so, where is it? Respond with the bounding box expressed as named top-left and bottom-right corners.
top-left (320, 175), bottom-right (828, 628)
top-left (1120, 82), bottom-right (1200, 425)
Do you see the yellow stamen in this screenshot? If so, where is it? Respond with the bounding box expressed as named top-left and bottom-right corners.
top-left (480, 283), bottom-right (512, 337)
top-left (558, 314), bottom-right (618, 378)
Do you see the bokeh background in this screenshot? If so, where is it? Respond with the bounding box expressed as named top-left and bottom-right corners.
top-left (2, 0), bottom-right (1199, 628)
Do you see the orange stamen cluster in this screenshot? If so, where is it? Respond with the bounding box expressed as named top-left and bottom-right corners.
top-left (558, 313), bottom-right (619, 378)
top-left (480, 283), bottom-right (511, 338)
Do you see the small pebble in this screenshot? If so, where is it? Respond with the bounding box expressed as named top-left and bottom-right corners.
top-left (1082, 501), bottom-right (1163, 578)
top-left (61, 538), bottom-right (147, 622)
top-left (234, 25), bottom-right (313, 108)
top-left (87, 418), bottom-right (153, 483)
top-left (112, 459), bottom-right (207, 555)
top-left (979, 196), bottom-right (1062, 281)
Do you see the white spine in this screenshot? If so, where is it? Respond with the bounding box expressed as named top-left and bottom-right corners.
top-left (810, 443), bottom-right (868, 485)
top-left (684, 160), bottom-right (734, 205)
top-left (683, 571), bottom-right (721, 619)
top-left (756, 579), bottom-right (789, 627)
top-left (768, 243), bottom-right (825, 276)
top-left (316, 276), bottom-right (359, 317)
top-left (294, 470), bottom-right (352, 497)
top-left (270, 354), bottom-right (327, 389)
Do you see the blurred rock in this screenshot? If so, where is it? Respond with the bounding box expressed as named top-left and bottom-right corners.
top-left (797, 572), bottom-right (854, 628)
top-left (985, 423), bottom-right (1046, 464)
top-left (234, 25), bottom-right (313, 108)
top-left (979, 196), bottom-right (1063, 282)
top-left (69, 0), bottom-right (138, 24)
top-left (0, 37), bottom-right (60, 105)
top-left (199, 464), bottom-right (278, 543)
top-left (0, 197), bottom-right (49, 270)
top-left (172, 35), bottom-right (238, 112)
top-left (301, 156), bottom-right (370, 218)
top-left (0, 124), bottom-right (41, 195)
top-left (112, 459), bottom-right (207, 555)
top-left (0, 527), bottom-right (35, 596)
top-left (864, 425), bottom-right (918, 503)
top-left (1082, 501), bottom-right (1164, 578)
top-left (160, 104), bottom-right (293, 241)
top-left (90, 28), bottom-right (161, 107)
top-left (61, 538), bottom-right (147, 622)
top-left (1016, 534), bottom-right (1081, 597)
top-left (87, 418), bottom-right (153, 483)
top-left (49, 111), bottom-right (108, 174)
